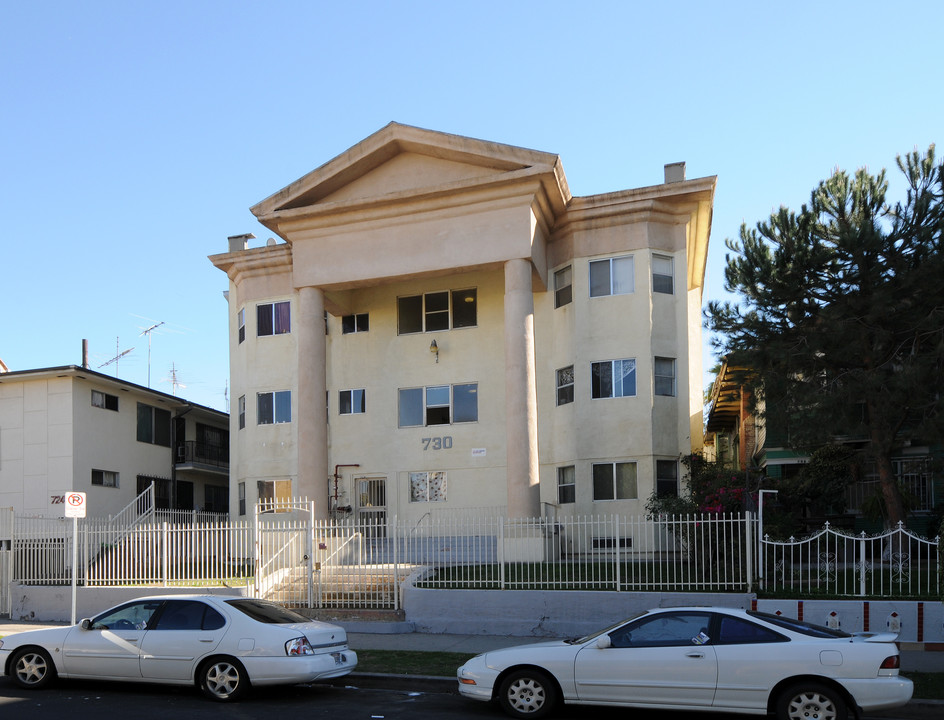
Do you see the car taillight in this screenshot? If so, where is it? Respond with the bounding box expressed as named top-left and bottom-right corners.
top-left (880, 655), bottom-right (900, 670)
top-left (285, 637), bottom-right (314, 656)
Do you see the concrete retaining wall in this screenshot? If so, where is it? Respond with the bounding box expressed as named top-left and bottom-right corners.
top-left (402, 585), bottom-right (753, 636)
top-left (402, 586), bottom-right (944, 644)
top-left (8, 585), bottom-right (246, 622)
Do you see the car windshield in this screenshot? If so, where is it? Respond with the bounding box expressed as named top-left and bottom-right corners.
top-left (749, 611), bottom-right (851, 638)
top-left (226, 598), bottom-right (313, 624)
top-left (568, 611), bottom-right (649, 644)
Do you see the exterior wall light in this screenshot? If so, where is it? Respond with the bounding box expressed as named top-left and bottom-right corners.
top-left (430, 339), bottom-right (439, 362)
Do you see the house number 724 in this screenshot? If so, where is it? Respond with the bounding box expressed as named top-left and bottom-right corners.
top-left (422, 436), bottom-right (453, 450)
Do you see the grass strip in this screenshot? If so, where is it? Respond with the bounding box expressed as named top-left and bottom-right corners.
top-left (354, 649), bottom-right (472, 677)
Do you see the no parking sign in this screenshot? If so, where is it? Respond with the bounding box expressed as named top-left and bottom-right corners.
top-left (65, 491), bottom-right (87, 624)
top-left (65, 491), bottom-right (87, 518)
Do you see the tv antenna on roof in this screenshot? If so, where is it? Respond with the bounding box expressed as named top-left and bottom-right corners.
top-left (99, 337), bottom-right (134, 377)
top-left (163, 363), bottom-right (186, 396)
top-left (139, 321), bottom-right (165, 387)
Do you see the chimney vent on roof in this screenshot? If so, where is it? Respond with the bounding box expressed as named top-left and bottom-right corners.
top-left (227, 233), bottom-right (255, 252)
top-left (664, 162), bottom-right (686, 184)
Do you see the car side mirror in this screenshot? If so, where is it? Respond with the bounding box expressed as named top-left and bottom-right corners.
top-left (81, 618), bottom-right (92, 630)
top-left (596, 635), bottom-right (613, 649)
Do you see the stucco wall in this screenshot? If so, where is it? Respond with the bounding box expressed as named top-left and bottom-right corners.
top-left (402, 584), bottom-right (752, 637)
top-left (8, 584), bottom-right (246, 622)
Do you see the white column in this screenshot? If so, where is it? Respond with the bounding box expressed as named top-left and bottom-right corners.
top-left (297, 286), bottom-right (329, 518)
top-left (504, 258), bottom-right (540, 518)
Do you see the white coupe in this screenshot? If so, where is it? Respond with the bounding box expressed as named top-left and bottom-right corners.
top-left (457, 606), bottom-right (913, 720)
top-left (0, 594), bottom-right (357, 701)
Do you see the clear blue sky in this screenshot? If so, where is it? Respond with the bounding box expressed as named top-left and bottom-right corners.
top-left (2, 1), bottom-right (940, 412)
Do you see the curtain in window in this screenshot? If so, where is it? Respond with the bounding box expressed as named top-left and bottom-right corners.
top-left (611, 256), bottom-right (634, 294)
top-left (615, 462), bottom-right (638, 498)
top-left (410, 471), bottom-right (446, 502)
top-left (274, 301), bottom-right (291, 334)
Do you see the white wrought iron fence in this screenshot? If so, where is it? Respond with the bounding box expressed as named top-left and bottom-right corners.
top-left (5, 508), bottom-right (940, 612)
top-left (760, 522), bottom-right (940, 597)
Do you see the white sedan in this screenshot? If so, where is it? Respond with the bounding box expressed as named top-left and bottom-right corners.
top-left (457, 606), bottom-right (913, 720)
top-left (0, 594), bottom-right (357, 701)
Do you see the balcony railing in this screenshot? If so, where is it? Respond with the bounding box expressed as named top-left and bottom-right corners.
top-left (175, 441), bottom-right (229, 470)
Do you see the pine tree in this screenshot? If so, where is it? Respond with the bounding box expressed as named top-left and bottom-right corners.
top-left (707, 146), bottom-right (944, 527)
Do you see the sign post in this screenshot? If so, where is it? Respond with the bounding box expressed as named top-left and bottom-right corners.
top-left (64, 492), bottom-right (87, 625)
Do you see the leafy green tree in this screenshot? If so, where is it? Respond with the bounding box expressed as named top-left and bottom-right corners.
top-left (707, 147), bottom-right (944, 527)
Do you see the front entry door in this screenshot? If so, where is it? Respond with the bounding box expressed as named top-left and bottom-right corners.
top-left (357, 477), bottom-right (386, 539)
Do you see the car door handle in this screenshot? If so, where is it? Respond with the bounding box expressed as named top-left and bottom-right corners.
top-left (685, 651), bottom-right (706, 659)
top-left (199, 639), bottom-right (215, 643)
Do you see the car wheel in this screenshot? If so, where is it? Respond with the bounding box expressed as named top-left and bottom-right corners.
top-left (10, 647), bottom-right (56, 690)
top-left (198, 657), bottom-right (249, 702)
top-left (498, 668), bottom-right (558, 719)
top-left (777, 683), bottom-right (848, 720)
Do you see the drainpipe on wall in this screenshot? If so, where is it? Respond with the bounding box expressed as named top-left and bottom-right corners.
top-left (172, 404), bottom-right (194, 512)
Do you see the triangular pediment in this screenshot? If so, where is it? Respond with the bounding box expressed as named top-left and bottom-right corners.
top-left (251, 122), bottom-right (570, 226)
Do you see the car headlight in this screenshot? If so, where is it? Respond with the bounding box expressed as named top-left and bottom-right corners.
top-left (285, 637), bottom-right (315, 656)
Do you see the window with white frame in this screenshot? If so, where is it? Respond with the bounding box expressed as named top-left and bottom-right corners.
top-left (558, 465), bottom-right (575, 504)
top-left (397, 289), bottom-right (477, 334)
top-left (238, 482), bottom-right (246, 516)
top-left (238, 395), bottom-right (246, 429)
top-left (656, 459), bottom-right (679, 497)
top-left (589, 256), bottom-right (634, 297)
top-left (556, 366), bottom-right (574, 405)
top-left (654, 357), bottom-right (677, 397)
top-left (652, 255), bottom-right (674, 294)
top-left (257, 391), bottom-right (292, 424)
top-left (398, 383), bottom-right (478, 427)
top-left (591, 359), bottom-right (636, 398)
top-left (554, 266), bottom-right (573, 308)
top-left (592, 461), bottom-right (637, 501)
top-left (410, 471), bottom-right (446, 502)
top-left (342, 313), bottom-right (369, 334)
top-left (339, 389), bottom-right (366, 414)
top-left (92, 469), bottom-right (119, 488)
top-left (257, 301), bottom-right (291, 336)
top-left (91, 389), bottom-right (119, 411)
top-left (238, 308), bottom-right (246, 343)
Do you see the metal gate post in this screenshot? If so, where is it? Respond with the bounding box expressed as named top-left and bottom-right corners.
top-left (252, 505), bottom-right (260, 597)
top-left (307, 501), bottom-right (315, 609)
top-left (393, 514), bottom-right (400, 612)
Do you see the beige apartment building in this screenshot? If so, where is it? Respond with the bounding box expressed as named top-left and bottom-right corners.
top-left (211, 123), bottom-right (715, 525)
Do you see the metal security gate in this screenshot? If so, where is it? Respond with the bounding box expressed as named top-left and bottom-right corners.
top-left (356, 476), bottom-right (387, 539)
top-left (253, 499), bottom-right (313, 607)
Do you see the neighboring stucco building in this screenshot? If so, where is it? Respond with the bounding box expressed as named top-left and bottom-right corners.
top-left (211, 123), bottom-right (716, 524)
top-left (0, 364), bottom-right (229, 518)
